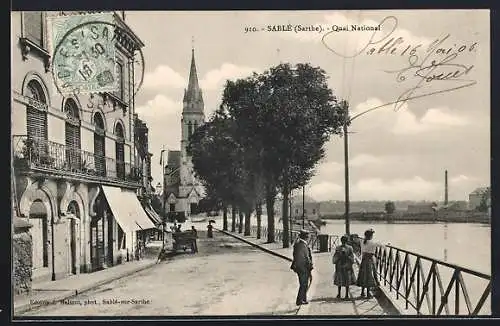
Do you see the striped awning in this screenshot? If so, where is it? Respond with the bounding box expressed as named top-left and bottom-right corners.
top-left (143, 203), bottom-right (162, 225)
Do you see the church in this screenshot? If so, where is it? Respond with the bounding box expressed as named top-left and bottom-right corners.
top-left (163, 48), bottom-right (205, 218)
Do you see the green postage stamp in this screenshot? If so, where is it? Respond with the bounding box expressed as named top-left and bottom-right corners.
top-left (49, 12), bottom-right (118, 95)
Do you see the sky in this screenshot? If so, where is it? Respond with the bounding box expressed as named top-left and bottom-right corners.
top-left (126, 10), bottom-right (490, 202)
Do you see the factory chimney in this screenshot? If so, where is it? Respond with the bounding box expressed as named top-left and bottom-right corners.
top-left (444, 170), bottom-right (449, 206)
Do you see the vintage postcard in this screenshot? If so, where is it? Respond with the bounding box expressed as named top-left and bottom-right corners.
top-left (11, 10), bottom-right (491, 318)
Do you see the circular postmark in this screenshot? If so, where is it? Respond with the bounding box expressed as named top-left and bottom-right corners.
top-left (50, 14), bottom-right (144, 98)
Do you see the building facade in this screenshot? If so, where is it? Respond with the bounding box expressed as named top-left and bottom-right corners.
top-left (468, 187), bottom-right (491, 211)
top-left (11, 11), bottom-right (156, 287)
top-left (164, 49), bottom-right (205, 218)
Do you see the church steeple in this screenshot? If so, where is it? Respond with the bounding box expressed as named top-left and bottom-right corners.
top-left (183, 48), bottom-right (204, 112)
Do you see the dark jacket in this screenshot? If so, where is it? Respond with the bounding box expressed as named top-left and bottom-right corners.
top-left (291, 238), bottom-right (313, 273)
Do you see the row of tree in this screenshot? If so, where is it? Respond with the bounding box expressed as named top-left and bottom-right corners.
top-left (187, 63), bottom-right (347, 248)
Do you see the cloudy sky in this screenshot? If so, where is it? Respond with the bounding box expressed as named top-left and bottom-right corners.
top-left (126, 10), bottom-right (489, 202)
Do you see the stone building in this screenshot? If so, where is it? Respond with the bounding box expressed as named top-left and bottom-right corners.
top-left (135, 115), bottom-right (162, 235)
top-left (164, 49), bottom-right (205, 218)
top-left (11, 11), bottom-right (156, 288)
top-left (468, 187), bottom-right (490, 211)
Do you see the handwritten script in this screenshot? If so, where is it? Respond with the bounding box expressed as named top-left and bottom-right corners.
top-left (321, 16), bottom-right (478, 112)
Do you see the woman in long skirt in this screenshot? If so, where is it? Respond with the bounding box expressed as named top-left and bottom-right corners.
top-left (332, 235), bottom-right (357, 299)
top-left (356, 229), bottom-right (379, 298)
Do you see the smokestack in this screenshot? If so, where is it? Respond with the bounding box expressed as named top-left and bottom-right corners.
top-left (444, 170), bottom-right (449, 206)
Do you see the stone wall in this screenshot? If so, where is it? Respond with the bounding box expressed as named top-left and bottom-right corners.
top-left (13, 230), bottom-right (32, 295)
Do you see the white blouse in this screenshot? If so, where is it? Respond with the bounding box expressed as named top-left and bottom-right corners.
top-left (360, 240), bottom-right (380, 254)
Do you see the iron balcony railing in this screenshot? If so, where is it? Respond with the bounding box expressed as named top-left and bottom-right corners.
top-left (12, 135), bottom-right (142, 186)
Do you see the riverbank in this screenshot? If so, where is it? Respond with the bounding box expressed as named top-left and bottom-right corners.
top-left (321, 212), bottom-right (490, 224)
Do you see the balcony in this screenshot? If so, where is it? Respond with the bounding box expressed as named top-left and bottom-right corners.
top-left (12, 135), bottom-right (142, 188)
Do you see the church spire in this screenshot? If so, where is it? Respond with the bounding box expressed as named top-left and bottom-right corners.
top-left (183, 46), bottom-right (204, 112)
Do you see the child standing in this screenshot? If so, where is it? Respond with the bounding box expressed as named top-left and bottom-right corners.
top-left (332, 235), bottom-right (357, 299)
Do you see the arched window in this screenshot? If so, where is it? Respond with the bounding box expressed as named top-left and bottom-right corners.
top-left (93, 112), bottom-right (106, 176)
top-left (114, 122), bottom-right (124, 140)
top-left (188, 121), bottom-right (193, 137)
top-left (114, 122), bottom-right (125, 179)
top-left (64, 99), bottom-right (82, 171)
top-left (93, 112), bottom-right (105, 130)
top-left (26, 80), bottom-right (48, 157)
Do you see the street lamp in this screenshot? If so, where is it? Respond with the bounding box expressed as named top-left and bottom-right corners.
top-left (341, 99), bottom-right (381, 236)
top-left (302, 185), bottom-right (305, 229)
top-left (160, 148), bottom-right (166, 246)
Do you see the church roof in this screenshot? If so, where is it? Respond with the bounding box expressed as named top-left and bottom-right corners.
top-left (183, 48), bottom-right (204, 113)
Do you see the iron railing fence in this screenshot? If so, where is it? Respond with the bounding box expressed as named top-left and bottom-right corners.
top-left (228, 223), bottom-right (490, 316)
top-left (374, 244), bottom-right (490, 316)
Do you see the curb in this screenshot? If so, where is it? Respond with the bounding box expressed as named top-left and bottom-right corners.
top-left (376, 284), bottom-right (407, 315)
top-left (216, 228), bottom-right (292, 262)
top-left (14, 261), bottom-right (158, 315)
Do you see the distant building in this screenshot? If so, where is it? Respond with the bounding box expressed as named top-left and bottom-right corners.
top-left (407, 203), bottom-right (436, 214)
top-left (291, 202), bottom-right (321, 221)
top-left (468, 187), bottom-right (490, 211)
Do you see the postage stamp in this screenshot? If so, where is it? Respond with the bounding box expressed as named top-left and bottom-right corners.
top-left (48, 12), bottom-right (117, 95)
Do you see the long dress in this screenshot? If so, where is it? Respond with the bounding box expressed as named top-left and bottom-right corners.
top-left (356, 240), bottom-right (379, 288)
top-left (332, 244), bottom-right (356, 286)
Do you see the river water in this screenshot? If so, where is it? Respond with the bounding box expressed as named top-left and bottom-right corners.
top-left (215, 215), bottom-right (492, 314)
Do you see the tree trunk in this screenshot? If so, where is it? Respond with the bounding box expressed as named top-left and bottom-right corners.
top-left (223, 205), bottom-right (228, 231)
top-left (266, 193), bottom-right (275, 243)
top-left (282, 185), bottom-right (290, 248)
top-left (238, 210), bottom-right (244, 233)
top-left (244, 209), bottom-right (251, 236)
top-left (256, 203), bottom-right (262, 239)
top-left (231, 206), bottom-right (236, 232)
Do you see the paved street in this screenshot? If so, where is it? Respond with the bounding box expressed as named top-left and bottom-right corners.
top-left (20, 231), bottom-right (301, 316)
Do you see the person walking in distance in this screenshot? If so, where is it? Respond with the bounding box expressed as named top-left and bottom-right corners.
top-left (191, 225), bottom-right (198, 253)
top-left (332, 235), bottom-right (357, 299)
top-left (207, 221), bottom-right (213, 238)
top-left (290, 230), bottom-right (313, 305)
top-left (356, 229), bottom-right (380, 298)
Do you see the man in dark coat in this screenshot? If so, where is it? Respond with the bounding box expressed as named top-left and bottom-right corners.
top-left (290, 230), bottom-right (313, 305)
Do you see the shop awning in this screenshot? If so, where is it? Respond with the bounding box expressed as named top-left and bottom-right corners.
top-left (101, 186), bottom-right (156, 232)
top-left (143, 204), bottom-right (162, 225)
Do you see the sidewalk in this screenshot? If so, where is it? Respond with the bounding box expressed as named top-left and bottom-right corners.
top-left (218, 228), bottom-right (393, 316)
top-left (14, 258), bottom-right (158, 315)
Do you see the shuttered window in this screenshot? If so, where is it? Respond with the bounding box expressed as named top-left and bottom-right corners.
top-left (116, 142), bottom-right (125, 179)
top-left (26, 81), bottom-right (48, 156)
top-left (94, 135), bottom-right (106, 176)
top-left (23, 11), bottom-right (44, 48)
top-left (115, 123), bottom-right (125, 179)
top-left (64, 100), bottom-right (81, 171)
top-left (93, 113), bottom-right (106, 176)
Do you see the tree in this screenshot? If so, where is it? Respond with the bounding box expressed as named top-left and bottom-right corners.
top-left (477, 187), bottom-right (490, 212)
top-left (385, 201), bottom-right (396, 214)
top-left (187, 113), bottom-right (240, 231)
top-left (220, 63), bottom-right (345, 248)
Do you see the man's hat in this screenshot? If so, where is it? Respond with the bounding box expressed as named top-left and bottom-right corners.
top-left (299, 229), bottom-right (309, 237)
